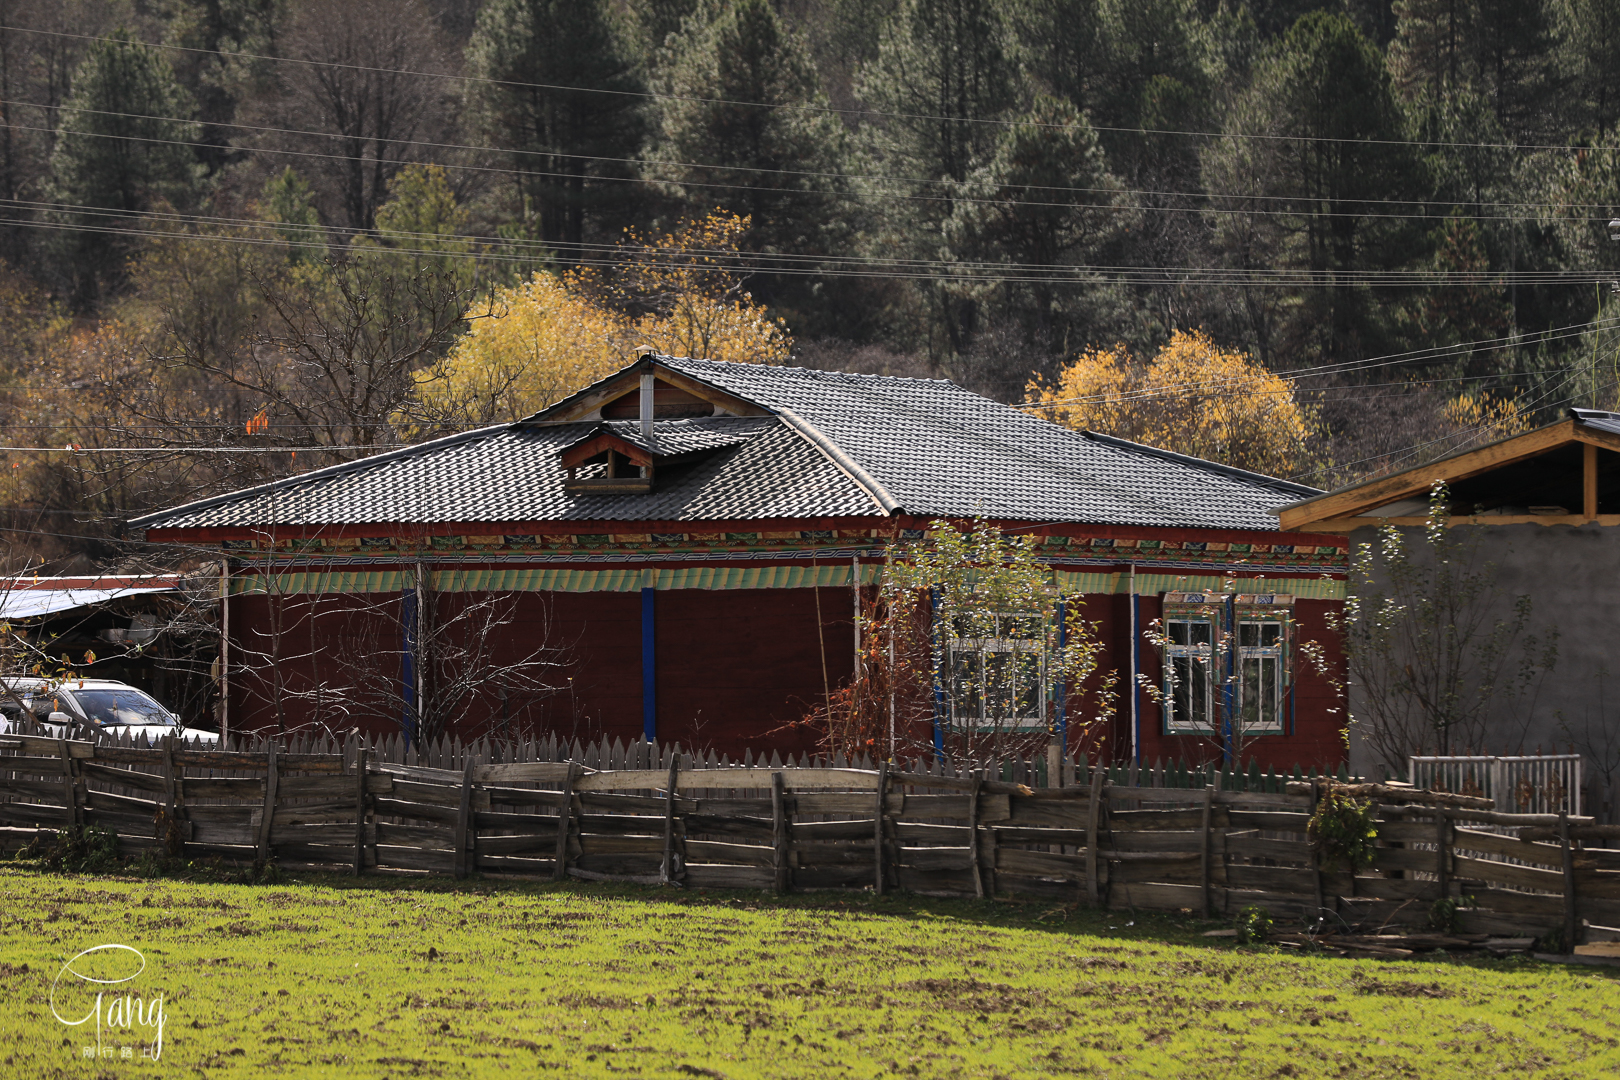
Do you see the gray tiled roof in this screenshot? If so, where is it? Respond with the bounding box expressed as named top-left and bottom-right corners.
top-left (132, 355), bottom-right (1319, 532)
top-left (596, 419), bottom-right (751, 456)
top-left (132, 416), bottom-right (881, 530)
top-left (648, 356), bottom-right (1319, 529)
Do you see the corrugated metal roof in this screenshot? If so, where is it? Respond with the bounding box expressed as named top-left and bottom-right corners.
top-left (132, 356), bottom-right (1319, 533)
top-left (0, 585), bottom-right (176, 619)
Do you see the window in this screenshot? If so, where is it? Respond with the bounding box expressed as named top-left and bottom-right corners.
top-left (947, 614), bottom-right (1046, 730)
top-left (1160, 592), bottom-right (1295, 737)
top-left (1237, 620), bottom-right (1285, 734)
top-left (1165, 617), bottom-right (1216, 732)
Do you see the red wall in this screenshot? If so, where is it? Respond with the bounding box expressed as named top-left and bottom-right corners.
top-left (223, 587), bottom-right (851, 759)
top-left (222, 581), bottom-right (1346, 769)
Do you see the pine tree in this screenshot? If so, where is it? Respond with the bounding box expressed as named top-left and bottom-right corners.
top-left (49, 32), bottom-right (200, 308)
top-left (649, 0), bottom-right (847, 257)
top-left (944, 94), bottom-right (1125, 352)
top-left (856, 0), bottom-right (1022, 192)
top-left (1390, 0), bottom-right (1555, 138)
top-left (465, 0), bottom-right (647, 256)
top-left (260, 166), bottom-right (324, 263)
top-left (1557, 0), bottom-right (1620, 132)
top-left (1203, 11), bottom-right (1421, 364)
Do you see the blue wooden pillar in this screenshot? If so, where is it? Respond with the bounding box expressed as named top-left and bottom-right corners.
top-left (1055, 599), bottom-right (1067, 755)
top-left (641, 586), bottom-right (657, 742)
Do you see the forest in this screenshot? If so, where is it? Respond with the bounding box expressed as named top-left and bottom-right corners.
top-left (0, 0), bottom-right (1616, 569)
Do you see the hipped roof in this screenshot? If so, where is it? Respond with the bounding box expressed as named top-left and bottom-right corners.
top-left (132, 354), bottom-right (1320, 534)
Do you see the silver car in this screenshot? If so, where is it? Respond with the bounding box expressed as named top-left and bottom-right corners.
top-left (4, 677), bottom-right (217, 744)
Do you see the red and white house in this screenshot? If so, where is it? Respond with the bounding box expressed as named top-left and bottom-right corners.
top-left (132, 354), bottom-right (1348, 766)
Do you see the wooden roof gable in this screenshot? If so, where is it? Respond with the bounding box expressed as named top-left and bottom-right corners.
top-left (532, 353), bottom-right (771, 424)
top-left (1276, 410), bottom-right (1620, 533)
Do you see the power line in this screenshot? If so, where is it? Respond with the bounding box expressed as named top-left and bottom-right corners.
top-left (19, 95), bottom-right (1620, 218)
top-left (1017, 320), bottom-right (1620, 409)
top-left (11, 23), bottom-right (1620, 156)
top-left (0, 112), bottom-right (1570, 227)
top-left (4, 201), bottom-right (1615, 290)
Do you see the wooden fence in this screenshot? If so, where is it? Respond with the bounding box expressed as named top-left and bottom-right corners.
top-left (2, 729), bottom-right (1616, 948)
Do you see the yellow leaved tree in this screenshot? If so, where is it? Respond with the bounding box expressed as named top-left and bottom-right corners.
top-left (1028, 329), bottom-right (1322, 477)
top-left (424, 211), bottom-right (790, 426)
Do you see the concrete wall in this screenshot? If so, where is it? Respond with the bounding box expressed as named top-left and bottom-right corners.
top-left (1346, 522), bottom-right (1618, 792)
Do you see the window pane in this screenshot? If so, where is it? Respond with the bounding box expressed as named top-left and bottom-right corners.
top-left (1189, 620), bottom-right (1212, 645)
top-left (1261, 623), bottom-right (1282, 647)
top-left (1240, 622), bottom-right (1259, 647)
top-left (984, 649), bottom-right (1015, 722)
top-left (950, 649), bottom-right (981, 724)
top-left (1170, 621), bottom-right (1189, 645)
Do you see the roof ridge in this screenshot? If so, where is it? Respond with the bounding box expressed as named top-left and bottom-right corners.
top-left (1080, 431), bottom-right (1322, 498)
top-left (661, 354), bottom-right (955, 387)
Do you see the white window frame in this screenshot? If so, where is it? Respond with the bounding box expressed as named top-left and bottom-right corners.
top-left (947, 613), bottom-right (1047, 731)
top-left (1164, 616), bottom-right (1216, 733)
top-left (1236, 618), bottom-right (1286, 735)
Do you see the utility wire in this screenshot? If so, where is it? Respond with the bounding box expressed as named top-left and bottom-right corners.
top-left (11, 23), bottom-right (1620, 155)
top-left (18, 96), bottom-right (1620, 217)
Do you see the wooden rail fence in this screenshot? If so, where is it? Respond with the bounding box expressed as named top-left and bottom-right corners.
top-left (2, 730), bottom-right (1615, 947)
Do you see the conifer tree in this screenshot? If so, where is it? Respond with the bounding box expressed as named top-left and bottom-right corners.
top-left (465, 0), bottom-right (646, 256)
top-left (856, 0), bottom-right (1022, 193)
top-left (1203, 11), bottom-right (1421, 364)
top-left (49, 33), bottom-right (200, 308)
top-left (649, 0), bottom-right (847, 258)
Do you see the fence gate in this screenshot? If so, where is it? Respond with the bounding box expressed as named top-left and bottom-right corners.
top-left (1408, 755), bottom-right (1583, 816)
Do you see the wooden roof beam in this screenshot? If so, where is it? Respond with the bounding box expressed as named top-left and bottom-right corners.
top-left (1276, 419), bottom-right (1620, 531)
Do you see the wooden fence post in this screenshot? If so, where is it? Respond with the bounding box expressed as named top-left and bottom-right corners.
top-left (453, 760), bottom-right (473, 880)
top-left (1308, 777), bottom-right (1325, 922)
top-left (1199, 784), bottom-right (1213, 917)
top-left (1560, 811), bottom-right (1578, 953)
top-left (553, 761), bottom-right (577, 882)
top-left (772, 771), bottom-right (789, 894)
top-left (965, 767), bottom-right (978, 906)
top-left (661, 757), bottom-right (679, 885)
top-left (353, 744), bottom-right (368, 876)
top-left (874, 760), bottom-right (888, 895)
top-left (57, 737), bottom-right (81, 830)
top-left (1085, 764), bottom-right (1105, 905)
top-left (1435, 808), bottom-right (1451, 902)
top-left (160, 735), bottom-right (184, 857)
top-left (255, 740), bottom-right (278, 868)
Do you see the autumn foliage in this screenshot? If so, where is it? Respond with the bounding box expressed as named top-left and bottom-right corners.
top-left (426, 212), bottom-right (791, 425)
top-left (1028, 330), bottom-right (1322, 478)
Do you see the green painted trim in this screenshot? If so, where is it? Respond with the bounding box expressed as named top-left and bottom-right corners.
top-left (226, 562), bottom-right (1341, 599)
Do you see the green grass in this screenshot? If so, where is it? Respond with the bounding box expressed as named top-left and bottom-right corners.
top-left (0, 863), bottom-right (1617, 1079)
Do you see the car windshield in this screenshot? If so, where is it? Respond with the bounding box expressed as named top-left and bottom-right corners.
top-left (68, 688), bottom-right (177, 727)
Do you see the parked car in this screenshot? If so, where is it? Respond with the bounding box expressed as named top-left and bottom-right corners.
top-left (1, 677), bottom-right (217, 744)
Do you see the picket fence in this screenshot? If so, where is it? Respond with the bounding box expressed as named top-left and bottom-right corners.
top-left (2, 727), bottom-right (1616, 947)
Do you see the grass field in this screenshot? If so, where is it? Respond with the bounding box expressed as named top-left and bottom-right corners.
top-left (1, 864), bottom-right (1618, 1079)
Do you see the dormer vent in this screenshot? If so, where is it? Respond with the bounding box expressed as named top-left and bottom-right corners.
top-left (561, 432), bottom-right (654, 495)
